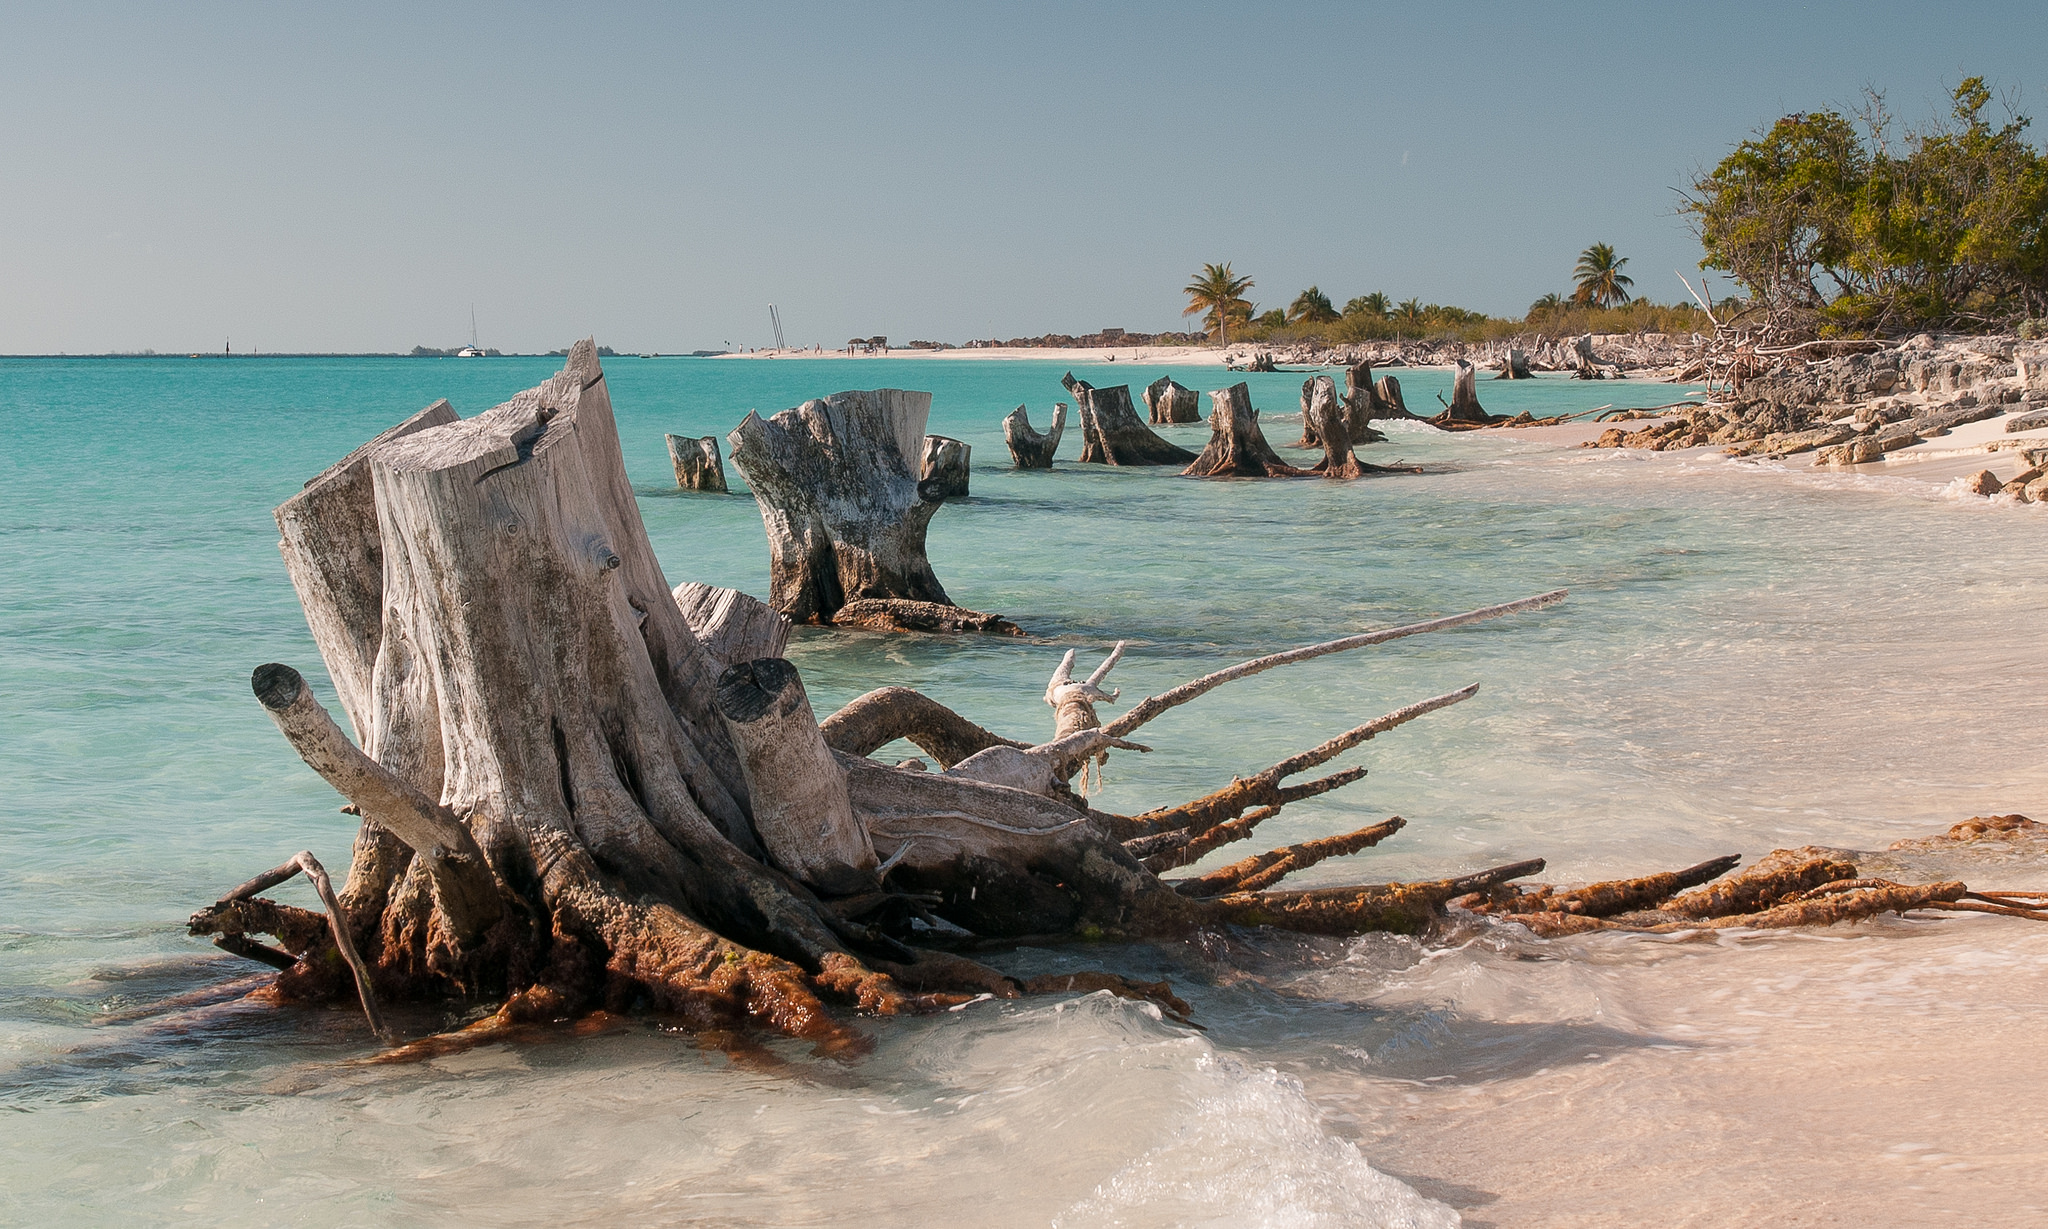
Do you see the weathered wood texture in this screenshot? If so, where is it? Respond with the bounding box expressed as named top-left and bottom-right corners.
top-left (672, 583), bottom-right (790, 670)
top-left (727, 388), bottom-right (952, 624)
top-left (1184, 383), bottom-right (1310, 478)
top-left (1143, 376), bottom-right (1201, 424)
top-left (1002, 404), bottom-right (1065, 469)
top-left (1063, 373), bottom-right (1198, 466)
top-left (716, 658), bottom-right (878, 895)
top-left (1494, 349), bottom-right (1534, 380)
top-left (1303, 375), bottom-right (1365, 479)
top-left (665, 434), bottom-right (728, 492)
top-left (918, 435), bottom-right (971, 498)
top-left (1342, 363), bottom-right (1390, 439)
top-left (274, 399), bottom-right (458, 740)
top-left (1376, 374), bottom-right (1412, 418)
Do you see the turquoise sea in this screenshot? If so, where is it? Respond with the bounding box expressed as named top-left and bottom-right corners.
top-left (4, 355), bottom-right (2046, 1225)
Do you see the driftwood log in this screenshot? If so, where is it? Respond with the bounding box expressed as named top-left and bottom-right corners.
top-left (665, 434), bottom-right (728, 492)
top-left (1002, 404), bottom-right (1065, 469)
top-left (1184, 383), bottom-right (1310, 479)
top-left (194, 351), bottom-right (1593, 1052)
top-left (727, 388), bottom-right (953, 625)
top-left (1143, 376), bottom-right (1201, 424)
top-left (918, 435), bottom-right (971, 499)
top-left (1063, 373), bottom-right (1198, 466)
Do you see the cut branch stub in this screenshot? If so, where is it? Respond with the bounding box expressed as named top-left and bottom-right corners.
top-left (726, 388), bottom-right (951, 624)
top-left (250, 663), bottom-right (504, 947)
top-left (665, 434), bottom-right (728, 492)
top-left (918, 435), bottom-right (971, 499)
top-left (1143, 376), bottom-right (1201, 424)
top-left (715, 658), bottom-right (879, 896)
top-left (672, 583), bottom-right (790, 672)
top-left (1003, 404), bottom-right (1065, 469)
top-left (1183, 383), bottom-right (1310, 478)
top-left (1063, 373), bottom-right (1198, 466)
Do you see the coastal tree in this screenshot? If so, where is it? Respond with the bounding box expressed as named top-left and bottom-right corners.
top-left (1572, 243), bottom-right (1635, 308)
top-left (1182, 262), bottom-right (1255, 344)
top-left (1344, 292), bottom-right (1391, 318)
top-left (1288, 286), bottom-right (1340, 325)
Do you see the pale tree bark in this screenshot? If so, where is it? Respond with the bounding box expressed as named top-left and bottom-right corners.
top-left (665, 434), bottom-right (728, 492)
top-left (917, 435), bottom-right (971, 498)
top-left (1143, 376), bottom-right (1201, 424)
top-left (1184, 383), bottom-right (1310, 478)
top-left (726, 389), bottom-right (951, 624)
top-left (1064, 373), bottom-right (1198, 466)
top-left (1002, 404), bottom-right (1065, 469)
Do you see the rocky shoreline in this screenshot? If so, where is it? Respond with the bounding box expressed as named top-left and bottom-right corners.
top-left (1578, 333), bottom-right (2048, 501)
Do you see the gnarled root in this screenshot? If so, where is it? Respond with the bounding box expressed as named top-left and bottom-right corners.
top-left (820, 686), bottom-right (1025, 768)
top-left (1455, 854), bottom-right (1741, 918)
top-left (188, 850), bottom-right (390, 1041)
top-left (1173, 816), bottom-right (1407, 897)
top-left (1209, 860), bottom-right (1547, 936)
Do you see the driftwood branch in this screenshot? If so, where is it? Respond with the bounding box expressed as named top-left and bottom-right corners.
top-left (195, 850), bottom-right (390, 1041)
top-left (1101, 590), bottom-right (1566, 740)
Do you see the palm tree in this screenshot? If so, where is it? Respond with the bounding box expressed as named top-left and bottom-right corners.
top-left (1393, 298), bottom-right (1426, 330)
top-left (1572, 244), bottom-right (1634, 308)
top-left (1344, 292), bottom-right (1391, 317)
top-left (1183, 262), bottom-right (1255, 344)
top-left (1288, 285), bottom-right (1339, 325)
top-left (1527, 292), bottom-right (1566, 317)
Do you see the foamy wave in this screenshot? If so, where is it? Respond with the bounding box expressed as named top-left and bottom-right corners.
top-left (1054, 1000), bottom-right (1457, 1229)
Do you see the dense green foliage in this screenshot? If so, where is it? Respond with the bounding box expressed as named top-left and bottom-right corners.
top-left (1684, 77), bottom-right (2048, 332)
top-left (1572, 243), bottom-right (1634, 308)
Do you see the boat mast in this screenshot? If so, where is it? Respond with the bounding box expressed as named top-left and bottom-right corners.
top-left (769, 304), bottom-right (786, 351)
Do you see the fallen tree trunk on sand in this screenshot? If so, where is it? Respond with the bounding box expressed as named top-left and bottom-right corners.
top-left (917, 435), bottom-right (971, 498)
top-left (1144, 376), bottom-right (1202, 424)
top-left (665, 434), bottom-right (729, 492)
top-left (728, 388), bottom-right (1000, 630)
top-left (1064, 373), bottom-right (1198, 466)
top-left (190, 344), bottom-right (1661, 1057)
top-left (1002, 404), bottom-right (1064, 469)
top-left (1183, 383), bottom-right (1310, 478)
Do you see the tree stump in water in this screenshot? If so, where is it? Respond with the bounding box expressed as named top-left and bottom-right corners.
top-left (665, 434), bottom-right (728, 492)
top-left (918, 435), bottom-right (971, 499)
top-left (1304, 375), bottom-right (1365, 479)
top-left (1184, 383), bottom-right (1310, 478)
top-left (1143, 376), bottom-right (1201, 424)
top-left (1432, 360), bottom-right (1493, 427)
top-left (194, 342), bottom-right (1607, 1055)
top-left (1493, 349), bottom-right (1534, 380)
top-left (1002, 404), bottom-right (1065, 469)
top-left (727, 388), bottom-right (953, 625)
top-left (1573, 333), bottom-right (1613, 380)
top-left (1342, 362), bottom-right (1389, 441)
top-left (1063, 373), bottom-right (1198, 466)
top-left (1376, 373), bottom-right (1414, 419)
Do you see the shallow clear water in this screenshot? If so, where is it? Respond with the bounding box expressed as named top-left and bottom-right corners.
top-left (3, 355), bottom-right (2045, 1226)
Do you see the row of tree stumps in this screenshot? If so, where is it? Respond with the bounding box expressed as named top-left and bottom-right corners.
top-left (187, 340), bottom-right (2048, 1063)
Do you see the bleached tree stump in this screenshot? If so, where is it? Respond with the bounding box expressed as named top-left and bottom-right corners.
top-left (1303, 375), bottom-right (1365, 479)
top-left (918, 435), bottom-right (971, 498)
top-left (1433, 360), bottom-right (1492, 426)
top-left (727, 388), bottom-right (953, 624)
top-left (1143, 376), bottom-right (1201, 424)
top-left (1002, 404), bottom-right (1065, 469)
top-left (1342, 362), bottom-right (1389, 440)
top-left (1184, 383), bottom-right (1310, 478)
top-left (1063, 374), bottom-right (1198, 466)
top-left (665, 434), bottom-right (729, 492)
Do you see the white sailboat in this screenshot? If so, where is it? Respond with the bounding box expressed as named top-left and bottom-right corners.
top-left (457, 307), bottom-right (485, 357)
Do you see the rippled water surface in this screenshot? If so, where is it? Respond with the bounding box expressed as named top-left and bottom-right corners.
top-left (3, 355), bottom-right (2045, 1226)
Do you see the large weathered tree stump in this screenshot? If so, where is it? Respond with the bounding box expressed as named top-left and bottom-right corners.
top-left (918, 435), bottom-right (971, 499)
top-left (1303, 375), bottom-right (1366, 479)
top-left (727, 388), bottom-right (952, 625)
top-left (1063, 373), bottom-right (1198, 466)
top-left (1342, 362), bottom-right (1390, 441)
top-left (1184, 383), bottom-right (1310, 478)
top-left (193, 342), bottom-right (1616, 1056)
top-left (1143, 376), bottom-right (1201, 424)
top-left (665, 434), bottom-right (729, 492)
top-left (1493, 349), bottom-right (1534, 380)
top-left (1002, 404), bottom-right (1065, 469)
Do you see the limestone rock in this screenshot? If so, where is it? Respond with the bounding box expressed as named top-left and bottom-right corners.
top-left (1962, 469), bottom-right (2003, 496)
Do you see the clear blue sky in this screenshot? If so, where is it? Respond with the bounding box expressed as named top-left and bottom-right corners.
top-left (3, 1), bottom-right (2040, 354)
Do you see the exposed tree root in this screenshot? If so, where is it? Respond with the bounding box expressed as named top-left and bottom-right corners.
top-left (1211, 861), bottom-right (1548, 936)
top-left (1173, 817), bottom-right (1407, 897)
top-left (820, 686), bottom-right (1025, 768)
